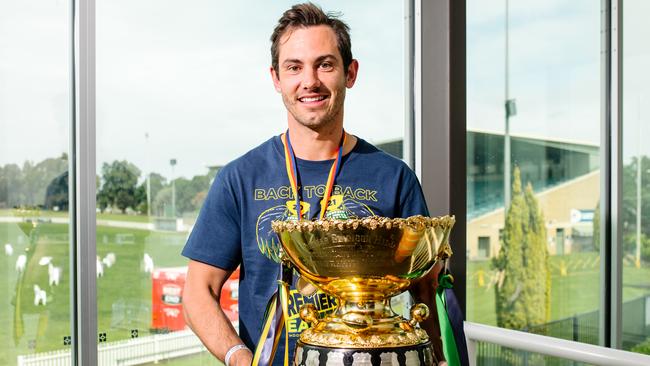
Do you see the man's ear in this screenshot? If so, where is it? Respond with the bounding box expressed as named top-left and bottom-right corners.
top-left (270, 66), bottom-right (282, 93)
top-left (345, 59), bottom-right (359, 88)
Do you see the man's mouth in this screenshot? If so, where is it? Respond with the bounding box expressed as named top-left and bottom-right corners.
top-left (298, 95), bottom-right (328, 103)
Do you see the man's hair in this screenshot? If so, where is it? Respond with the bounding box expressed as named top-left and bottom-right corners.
top-left (270, 2), bottom-right (353, 75)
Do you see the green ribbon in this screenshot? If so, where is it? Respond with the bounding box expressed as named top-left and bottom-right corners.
top-left (435, 274), bottom-right (462, 366)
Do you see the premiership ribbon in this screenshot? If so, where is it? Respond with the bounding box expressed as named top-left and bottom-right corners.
top-left (252, 131), bottom-right (347, 366)
top-left (281, 130), bottom-right (346, 220)
top-left (252, 263), bottom-right (293, 366)
top-left (436, 274), bottom-right (469, 366)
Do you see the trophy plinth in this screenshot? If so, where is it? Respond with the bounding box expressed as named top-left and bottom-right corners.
top-left (272, 215), bottom-right (454, 366)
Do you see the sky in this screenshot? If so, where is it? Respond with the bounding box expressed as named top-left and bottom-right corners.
top-left (1, 0), bottom-right (405, 179)
top-left (1, 0), bottom-right (649, 180)
top-left (467, 0), bottom-right (602, 145)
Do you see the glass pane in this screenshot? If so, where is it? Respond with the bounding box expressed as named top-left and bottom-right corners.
top-left (475, 342), bottom-right (596, 366)
top-left (0, 1), bottom-right (72, 365)
top-left (621, 0), bottom-right (650, 355)
top-left (95, 1), bottom-right (405, 364)
top-left (466, 0), bottom-right (601, 347)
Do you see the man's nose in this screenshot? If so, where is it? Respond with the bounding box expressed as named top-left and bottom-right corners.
top-left (301, 68), bottom-right (321, 89)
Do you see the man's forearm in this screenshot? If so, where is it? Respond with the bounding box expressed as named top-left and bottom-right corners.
top-left (183, 288), bottom-right (251, 365)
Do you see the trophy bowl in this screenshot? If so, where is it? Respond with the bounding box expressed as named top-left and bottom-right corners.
top-left (272, 215), bottom-right (455, 365)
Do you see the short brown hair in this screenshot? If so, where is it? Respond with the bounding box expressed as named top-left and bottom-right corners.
top-left (270, 3), bottom-right (353, 75)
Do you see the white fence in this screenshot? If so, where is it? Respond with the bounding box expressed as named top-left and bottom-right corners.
top-left (17, 330), bottom-right (207, 366)
top-left (465, 321), bottom-right (650, 366)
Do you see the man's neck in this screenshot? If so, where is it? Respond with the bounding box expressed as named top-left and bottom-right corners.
top-left (287, 122), bottom-right (355, 161)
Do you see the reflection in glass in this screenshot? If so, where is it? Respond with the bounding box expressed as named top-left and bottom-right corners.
top-left (466, 0), bottom-right (602, 357)
top-left (0, 1), bottom-right (71, 364)
top-left (622, 0), bottom-right (650, 355)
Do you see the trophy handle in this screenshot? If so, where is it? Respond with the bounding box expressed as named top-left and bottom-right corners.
top-left (299, 304), bottom-right (320, 326)
top-left (408, 303), bottom-right (430, 327)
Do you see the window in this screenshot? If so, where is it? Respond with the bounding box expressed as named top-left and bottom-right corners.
top-left (466, 0), bottom-right (603, 351)
top-left (622, 0), bottom-right (650, 354)
top-left (0, 1), bottom-right (72, 364)
top-left (556, 228), bottom-right (565, 256)
top-left (478, 236), bottom-right (490, 259)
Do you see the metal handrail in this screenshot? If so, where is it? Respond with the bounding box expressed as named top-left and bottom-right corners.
top-left (464, 322), bottom-right (650, 366)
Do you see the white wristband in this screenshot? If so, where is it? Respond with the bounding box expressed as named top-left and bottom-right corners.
top-left (224, 344), bottom-right (250, 366)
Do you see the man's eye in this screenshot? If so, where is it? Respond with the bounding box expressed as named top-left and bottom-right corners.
top-left (320, 63), bottom-right (333, 70)
top-left (287, 65), bottom-right (300, 72)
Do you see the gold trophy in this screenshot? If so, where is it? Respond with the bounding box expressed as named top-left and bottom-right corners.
top-left (272, 215), bottom-right (454, 366)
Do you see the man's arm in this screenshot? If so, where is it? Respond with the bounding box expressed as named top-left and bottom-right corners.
top-left (183, 260), bottom-right (252, 366)
top-left (410, 261), bottom-right (446, 365)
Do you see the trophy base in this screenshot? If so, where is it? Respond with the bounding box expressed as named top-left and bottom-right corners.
top-left (293, 341), bottom-right (435, 366)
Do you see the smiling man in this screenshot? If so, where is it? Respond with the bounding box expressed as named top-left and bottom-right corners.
top-left (271, 24), bottom-right (356, 139)
top-left (181, 3), bottom-right (443, 366)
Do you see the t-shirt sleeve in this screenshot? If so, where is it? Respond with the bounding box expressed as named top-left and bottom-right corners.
top-left (398, 166), bottom-right (430, 217)
top-left (181, 167), bottom-right (241, 270)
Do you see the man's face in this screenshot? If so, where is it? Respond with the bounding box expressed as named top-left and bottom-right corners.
top-left (271, 25), bottom-right (358, 132)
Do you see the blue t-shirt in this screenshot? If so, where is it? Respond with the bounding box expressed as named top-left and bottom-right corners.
top-left (182, 135), bottom-right (428, 365)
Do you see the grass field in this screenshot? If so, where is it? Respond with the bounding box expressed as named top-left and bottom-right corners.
top-left (1, 208), bottom-right (152, 223)
top-left (466, 251), bottom-right (650, 327)
top-left (1, 212), bottom-right (649, 365)
top-left (0, 216), bottom-right (188, 365)
top-left (143, 352), bottom-right (223, 366)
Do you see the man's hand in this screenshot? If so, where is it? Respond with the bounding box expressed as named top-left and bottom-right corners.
top-left (430, 260), bottom-right (445, 289)
top-left (228, 347), bottom-right (253, 366)
top-left (409, 259), bottom-right (447, 364)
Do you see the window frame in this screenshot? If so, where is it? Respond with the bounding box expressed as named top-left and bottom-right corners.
top-left (415, 0), bottom-right (467, 314)
top-left (71, 0), bottom-right (97, 364)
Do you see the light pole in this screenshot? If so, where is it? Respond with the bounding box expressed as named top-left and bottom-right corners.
top-left (636, 97), bottom-right (642, 269)
top-left (504, 0), bottom-right (516, 210)
top-left (636, 150), bottom-right (642, 269)
top-left (170, 158), bottom-right (177, 218)
top-left (145, 133), bottom-right (151, 217)
top-left (504, 0), bottom-right (511, 210)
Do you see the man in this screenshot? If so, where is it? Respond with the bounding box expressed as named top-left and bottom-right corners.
top-left (182, 3), bottom-right (444, 365)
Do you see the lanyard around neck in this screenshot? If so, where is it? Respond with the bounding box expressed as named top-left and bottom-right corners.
top-left (281, 130), bottom-right (347, 220)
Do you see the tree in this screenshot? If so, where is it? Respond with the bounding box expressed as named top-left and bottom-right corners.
top-left (21, 156), bottom-right (68, 207)
top-left (172, 177), bottom-right (193, 215)
top-left (631, 336), bottom-right (650, 355)
top-left (493, 166), bottom-right (550, 330)
top-left (592, 156), bottom-right (650, 261)
top-left (44, 171), bottom-right (69, 210)
top-left (97, 189), bottom-right (110, 213)
top-left (192, 190), bottom-right (208, 211)
top-left (134, 184), bottom-right (147, 214)
top-left (148, 172), bottom-right (167, 201)
top-left (172, 175), bottom-right (211, 215)
top-left (523, 182), bottom-right (551, 324)
top-left (0, 154), bottom-right (67, 209)
top-left (622, 156), bottom-right (650, 264)
top-left (641, 234), bottom-right (650, 262)
top-left (135, 172), bottom-right (167, 216)
top-left (153, 187), bottom-right (172, 217)
top-left (6, 164), bottom-right (25, 207)
top-left (0, 164), bottom-right (25, 207)
top-left (98, 160), bottom-right (141, 213)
